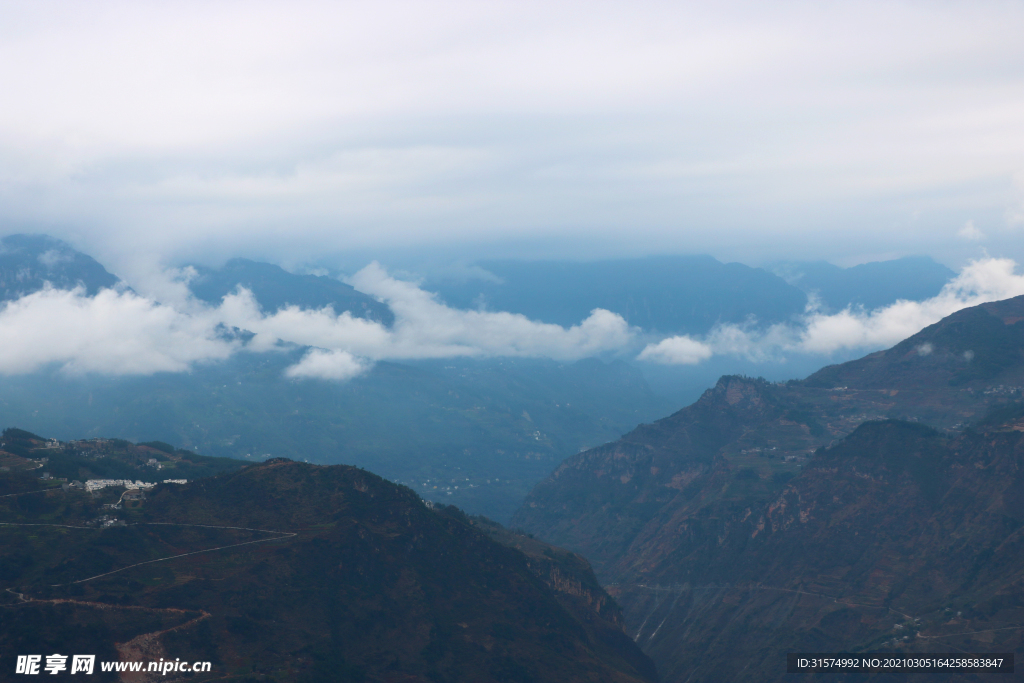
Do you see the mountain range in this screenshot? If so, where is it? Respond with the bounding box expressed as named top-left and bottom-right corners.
top-left (771, 256), bottom-right (957, 313)
top-left (425, 255), bottom-right (956, 335)
top-left (0, 235), bottom-right (958, 523)
top-left (188, 258), bottom-right (393, 325)
top-left (513, 295), bottom-right (1024, 682)
top-left (0, 235), bottom-right (673, 522)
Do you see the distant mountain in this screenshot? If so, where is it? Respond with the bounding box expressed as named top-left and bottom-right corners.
top-left (0, 234), bottom-right (120, 300)
top-left (513, 294), bottom-right (1024, 682)
top-left (189, 257), bottom-right (394, 324)
top-left (771, 256), bottom-right (955, 312)
top-left (425, 256), bottom-right (808, 335)
top-left (0, 453), bottom-right (656, 683)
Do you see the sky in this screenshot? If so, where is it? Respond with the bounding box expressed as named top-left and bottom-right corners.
top-left (0, 0), bottom-right (1023, 278)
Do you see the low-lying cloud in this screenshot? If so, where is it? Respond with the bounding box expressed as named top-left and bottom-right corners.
top-left (4, 257), bottom-right (1022, 380)
top-left (0, 286), bottom-right (236, 375)
top-left (0, 263), bottom-right (633, 379)
top-left (640, 257), bottom-right (1024, 364)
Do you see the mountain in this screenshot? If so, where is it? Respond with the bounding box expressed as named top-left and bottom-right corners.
top-left (0, 449), bottom-right (657, 683)
top-left (188, 257), bottom-right (394, 324)
top-left (771, 256), bottom-right (956, 312)
top-left (0, 234), bottom-right (120, 300)
top-left (513, 294), bottom-right (1024, 682)
top-left (610, 417), bottom-right (1024, 682)
top-left (425, 255), bottom-right (809, 335)
top-left (805, 295), bottom-right (1024, 390)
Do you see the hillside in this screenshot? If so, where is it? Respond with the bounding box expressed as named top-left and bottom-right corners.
top-left (188, 258), bottom-right (394, 325)
top-left (803, 296), bottom-right (1024, 390)
top-left (613, 417), bottom-right (1024, 682)
top-left (771, 256), bottom-right (955, 312)
top-left (424, 255), bottom-right (808, 335)
top-left (0, 234), bottom-right (120, 300)
top-left (0, 427), bottom-right (246, 487)
top-left (0, 457), bottom-right (656, 683)
top-left (513, 294), bottom-right (1024, 682)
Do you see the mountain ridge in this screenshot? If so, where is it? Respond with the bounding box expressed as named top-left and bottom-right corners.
top-left (0, 234), bottom-right (121, 300)
top-left (187, 257), bottom-right (394, 324)
top-left (513, 294), bottom-right (1024, 682)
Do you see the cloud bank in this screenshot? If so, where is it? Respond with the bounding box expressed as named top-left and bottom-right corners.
top-left (0, 286), bottom-right (235, 375)
top-left (639, 257), bottom-right (1024, 364)
top-left (0, 263), bottom-right (632, 378)
top-left (3, 257), bottom-right (1022, 379)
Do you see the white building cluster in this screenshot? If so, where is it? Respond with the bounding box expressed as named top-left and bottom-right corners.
top-left (84, 478), bottom-right (187, 492)
top-left (85, 479), bottom-right (155, 492)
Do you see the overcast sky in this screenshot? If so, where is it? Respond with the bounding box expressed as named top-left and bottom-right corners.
top-left (1, 0), bottom-right (1023, 277)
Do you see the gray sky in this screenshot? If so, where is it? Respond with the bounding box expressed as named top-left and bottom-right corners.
top-left (1, 0), bottom-right (1023, 276)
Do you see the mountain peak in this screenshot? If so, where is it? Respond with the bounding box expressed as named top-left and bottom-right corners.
top-left (0, 233), bottom-right (120, 300)
top-left (188, 258), bottom-right (394, 324)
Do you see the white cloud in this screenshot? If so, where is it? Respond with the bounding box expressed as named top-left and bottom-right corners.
top-left (794, 257), bottom-right (1024, 354)
top-left (0, 286), bottom-right (235, 375)
top-left (0, 263), bottom-right (634, 380)
top-left (5, 256), bottom-right (1023, 380)
top-left (637, 335), bottom-right (713, 365)
top-left (284, 349), bottom-right (368, 381)
top-left (348, 262), bottom-right (632, 360)
top-left (957, 220), bottom-right (985, 241)
top-left (639, 257), bottom-right (1024, 363)
top-left (217, 287), bottom-right (391, 356)
top-left (238, 263), bottom-right (635, 378)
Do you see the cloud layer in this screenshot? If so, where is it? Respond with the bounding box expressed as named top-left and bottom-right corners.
top-left (1, 1), bottom-right (1023, 267)
top-left (0, 286), bottom-right (235, 375)
top-left (2, 257), bottom-right (1022, 379)
top-left (0, 263), bottom-right (633, 378)
top-left (640, 257), bottom-right (1024, 365)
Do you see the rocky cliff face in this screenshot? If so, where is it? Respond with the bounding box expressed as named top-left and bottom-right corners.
top-left (513, 295), bottom-right (1024, 682)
